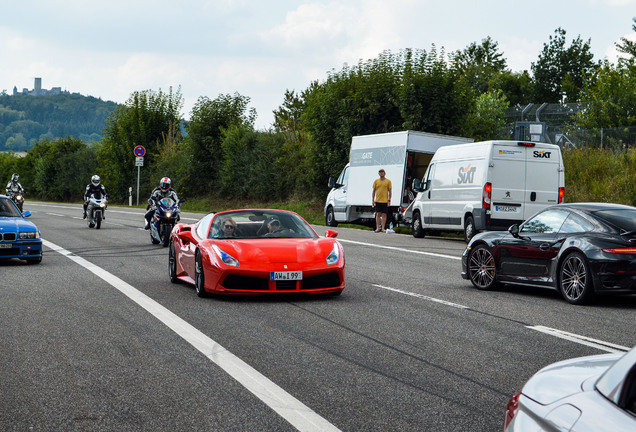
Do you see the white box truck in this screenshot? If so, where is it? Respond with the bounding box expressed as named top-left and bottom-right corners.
top-left (402, 140), bottom-right (565, 241)
top-left (324, 131), bottom-right (473, 227)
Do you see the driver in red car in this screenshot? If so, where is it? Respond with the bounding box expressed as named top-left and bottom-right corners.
top-left (263, 215), bottom-right (292, 237)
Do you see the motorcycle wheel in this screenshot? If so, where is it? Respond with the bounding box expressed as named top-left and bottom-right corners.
top-left (161, 224), bottom-right (172, 247)
top-left (95, 211), bottom-right (102, 229)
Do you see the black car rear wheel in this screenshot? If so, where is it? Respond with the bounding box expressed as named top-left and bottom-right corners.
top-left (559, 252), bottom-right (595, 305)
top-left (468, 244), bottom-right (498, 290)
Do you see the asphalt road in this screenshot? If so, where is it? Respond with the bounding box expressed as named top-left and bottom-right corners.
top-left (2, 201), bottom-right (635, 431)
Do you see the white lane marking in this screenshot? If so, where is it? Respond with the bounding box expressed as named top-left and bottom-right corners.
top-left (373, 284), bottom-right (469, 309)
top-left (374, 283), bottom-right (630, 353)
top-left (45, 213), bottom-right (65, 217)
top-left (28, 202), bottom-right (198, 221)
top-left (528, 326), bottom-right (630, 353)
top-left (41, 239), bottom-right (341, 432)
top-left (338, 239), bottom-right (461, 260)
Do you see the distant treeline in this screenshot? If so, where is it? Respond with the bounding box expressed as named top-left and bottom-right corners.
top-left (0, 93), bottom-right (118, 151)
top-left (1, 23), bottom-right (635, 206)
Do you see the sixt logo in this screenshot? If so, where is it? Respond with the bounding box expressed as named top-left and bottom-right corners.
top-left (533, 150), bottom-right (552, 159)
top-left (457, 164), bottom-right (476, 184)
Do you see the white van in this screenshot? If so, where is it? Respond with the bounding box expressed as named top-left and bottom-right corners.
top-left (325, 131), bottom-right (473, 227)
top-left (402, 140), bottom-right (565, 241)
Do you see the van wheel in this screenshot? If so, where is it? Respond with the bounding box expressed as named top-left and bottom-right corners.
top-left (464, 215), bottom-right (477, 243)
top-left (326, 206), bottom-right (338, 227)
top-left (412, 212), bottom-right (425, 238)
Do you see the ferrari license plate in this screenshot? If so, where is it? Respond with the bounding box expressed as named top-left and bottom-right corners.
top-left (0, 243), bottom-right (11, 248)
top-left (270, 271), bottom-right (303, 281)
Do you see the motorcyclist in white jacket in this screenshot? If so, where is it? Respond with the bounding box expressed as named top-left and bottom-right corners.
top-left (6, 173), bottom-right (25, 197)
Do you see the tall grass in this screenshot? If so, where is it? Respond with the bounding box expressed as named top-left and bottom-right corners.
top-left (564, 148), bottom-right (636, 206)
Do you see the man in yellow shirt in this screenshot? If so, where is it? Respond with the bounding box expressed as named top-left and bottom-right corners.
top-left (372, 169), bottom-right (392, 233)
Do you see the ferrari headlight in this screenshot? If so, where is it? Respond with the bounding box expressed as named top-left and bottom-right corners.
top-left (326, 243), bottom-right (340, 265)
top-left (212, 244), bottom-right (239, 267)
top-left (19, 231), bottom-right (40, 239)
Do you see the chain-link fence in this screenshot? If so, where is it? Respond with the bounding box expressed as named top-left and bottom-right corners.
top-left (504, 103), bottom-right (636, 150)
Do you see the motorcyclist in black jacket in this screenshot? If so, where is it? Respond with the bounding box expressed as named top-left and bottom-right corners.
top-left (144, 177), bottom-right (179, 229)
top-left (83, 175), bottom-right (108, 219)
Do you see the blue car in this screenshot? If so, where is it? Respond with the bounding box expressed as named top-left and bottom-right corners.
top-left (0, 195), bottom-right (42, 264)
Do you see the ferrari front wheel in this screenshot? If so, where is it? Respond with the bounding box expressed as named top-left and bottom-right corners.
top-left (194, 252), bottom-right (208, 298)
top-left (168, 242), bottom-right (179, 284)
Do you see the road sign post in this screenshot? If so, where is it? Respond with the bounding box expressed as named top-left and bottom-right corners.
top-left (133, 146), bottom-right (146, 206)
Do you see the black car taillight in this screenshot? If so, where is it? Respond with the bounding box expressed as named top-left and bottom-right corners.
top-left (603, 247), bottom-right (636, 254)
top-left (503, 392), bottom-right (520, 431)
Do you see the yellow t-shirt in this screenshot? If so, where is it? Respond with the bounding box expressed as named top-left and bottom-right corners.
top-left (373, 178), bottom-right (392, 203)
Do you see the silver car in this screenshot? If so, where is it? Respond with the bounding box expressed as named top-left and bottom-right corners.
top-left (504, 346), bottom-right (636, 431)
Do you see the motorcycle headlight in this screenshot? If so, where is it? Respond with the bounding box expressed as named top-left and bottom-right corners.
top-left (19, 231), bottom-right (40, 239)
top-left (212, 244), bottom-right (240, 267)
top-left (326, 243), bottom-right (341, 265)
top-left (165, 211), bottom-right (172, 218)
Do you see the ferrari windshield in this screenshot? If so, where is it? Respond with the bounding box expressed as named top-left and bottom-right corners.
top-left (0, 197), bottom-right (22, 217)
top-left (208, 210), bottom-right (318, 239)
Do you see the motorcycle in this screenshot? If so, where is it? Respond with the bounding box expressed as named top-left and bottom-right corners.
top-left (8, 192), bottom-right (24, 212)
top-left (86, 192), bottom-right (107, 229)
top-left (149, 197), bottom-right (182, 246)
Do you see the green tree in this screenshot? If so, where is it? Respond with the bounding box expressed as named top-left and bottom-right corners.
top-left (532, 28), bottom-right (597, 103)
top-left (616, 17), bottom-right (636, 63)
top-left (463, 89), bottom-right (510, 141)
top-left (452, 37), bottom-right (507, 95)
top-left (22, 137), bottom-right (96, 200)
top-left (99, 87), bottom-right (183, 202)
top-left (575, 61), bottom-right (636, 129)
top-left (183, 93), bottom-right (256, 197)
top-left (273, 90), bottom-right (314, 194)
top-left (491, 70), bottom-right (534, 107)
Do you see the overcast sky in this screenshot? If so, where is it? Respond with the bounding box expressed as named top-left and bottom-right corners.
top-left (2, 0), bottom-right (635, 129)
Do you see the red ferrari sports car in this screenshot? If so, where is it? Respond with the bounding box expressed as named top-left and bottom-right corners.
top-left (168, 209), bottom-right (345, 297)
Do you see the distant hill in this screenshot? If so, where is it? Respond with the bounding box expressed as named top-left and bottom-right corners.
top-left (0, 93), bottom-right (119, 151)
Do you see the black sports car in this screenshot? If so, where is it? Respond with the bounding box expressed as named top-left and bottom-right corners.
top-left (461, 203), bottom-right (636, 304)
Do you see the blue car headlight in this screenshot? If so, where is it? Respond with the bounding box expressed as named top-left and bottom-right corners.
top-left (19, 231), bottom-right (40, 239)
top-left (212, 244), bottom-right (239, 267)
top-left (326, 243), bottom-right (340, 265)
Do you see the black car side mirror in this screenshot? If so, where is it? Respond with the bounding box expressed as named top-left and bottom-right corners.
top-left (509, 224), bottom-right (520, 237)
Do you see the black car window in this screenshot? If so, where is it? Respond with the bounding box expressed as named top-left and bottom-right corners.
top-left (559, 213), bottom-right (595, 234)
top-left (594, 209), bottom-right (636, 232)
top-left (521, 209), bottom-right (569, 234)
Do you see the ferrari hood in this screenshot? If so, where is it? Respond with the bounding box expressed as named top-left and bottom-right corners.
top-left (212, 238), bottom-right (336, 264)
